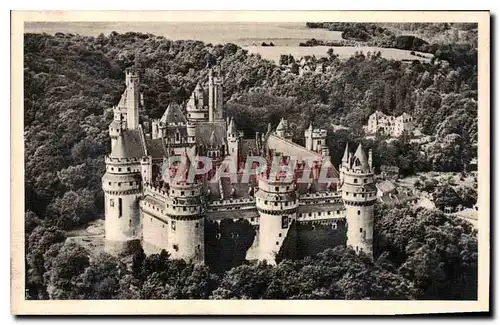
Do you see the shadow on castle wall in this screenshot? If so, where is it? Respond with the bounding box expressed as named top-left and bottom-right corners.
top-left (205, 218), bottom-right (256, 273)
top-left (205, 218), bottom-right (347, 272)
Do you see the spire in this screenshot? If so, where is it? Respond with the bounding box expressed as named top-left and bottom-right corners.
top-left (276, 118), bottom-right (286, 131)
top-left (195, 82), bottom-right (203, 92)
top-left (353, 143), bottom-right (370, 171)
top-left (228, 117), bottom-right (237, 134)
top-left (342, 143), bottom-right (349, 163)
top-left (308, 121), bottom-right (313, 132)
top-left (209, 130), bottom-right (217, 147)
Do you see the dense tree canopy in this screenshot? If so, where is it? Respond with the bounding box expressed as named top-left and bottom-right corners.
top-left (24, 31), bottom-right (478, 301)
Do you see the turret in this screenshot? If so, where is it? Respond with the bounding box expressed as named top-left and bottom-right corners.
top-left (208, 67), bottom-right (224, 122)
top-left (102, 131), bottom-right (143, 255)
top-left (164, 155), bottom-right (205, 264)
top-left (151, 119), bottom-right (160, 139)
top-left (255, 156), bottom-right (298, 264)
top-left (186, 82), bottom-right (209, 123)
top-left (109, 106), bottom-right (124, 149)
top-left (159, 103), bottom-right (192, 155)
top-left (213, 73), bottom-right (224, 121)
top-left (227, 117), bottom-right (240, 161)
top-left (195, 82), bottom-right (204, 109)
top-left (187, 121), bottom-right (197, 144)
top-left (339, 143), bottom-right (376, 257)
top-left (141, 155), bottom-right (153, 184)
top-left (208, 68), bottom-right (215, 122)
top-left (305, 122), bottom-right (313, 151)
top-left (368, 149), bottom-right (373, 172)
top-left (123, 69), bottom-right (141, 130)
top-left (275, 118), bottom-right (292, 141)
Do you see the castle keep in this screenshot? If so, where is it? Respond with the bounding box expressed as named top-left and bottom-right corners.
top-left (102, 69), bottom-right (376, 265)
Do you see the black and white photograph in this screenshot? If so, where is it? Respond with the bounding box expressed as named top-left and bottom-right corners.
top-left (11, 10), bottom-right (490, 315)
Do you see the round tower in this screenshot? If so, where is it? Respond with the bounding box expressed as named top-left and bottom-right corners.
top-left (226, 117), bottom-right (240, 161)
top-left (186, 121), bottom-right (197, 146)
top-left (102, 135), bottom-right (143, 255)
top-left (339, 143), bottom-right (376, 256)
top-left (164, 156), bottom-right (205, 264)
top-left (255, 158), bottom-right (298, 264)
top-left (109, 107), bottom-right (124, 149)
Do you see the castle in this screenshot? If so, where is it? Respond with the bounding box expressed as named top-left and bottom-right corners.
top-left (365, 111), bottom-right (414, 137)
top-left (102, 68), bottom-right (377, 265)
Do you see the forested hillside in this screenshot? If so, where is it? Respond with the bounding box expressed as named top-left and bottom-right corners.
top-left (24, 31), bottom-right (478, 300)
top-left (306, 22), bottom-right (478, 52)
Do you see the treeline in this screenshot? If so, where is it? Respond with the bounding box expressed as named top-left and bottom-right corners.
top-left (304, 22), bottom-right (478, 61)
top-left (24, 32), bottom-right (477, 299)
top-left (24, 31), bottom-right (477, 228)
top-left (26, 204), bottom-right (477, 300)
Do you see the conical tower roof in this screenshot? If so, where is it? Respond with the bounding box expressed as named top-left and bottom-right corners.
top-left (209, 130), bottom-right (218, 147)
top-left (276, 118), bottom-right (286, 131)
top-left (195, 82), bottom-right (203, 92)
top-left (110, 135), bottom-right (127, 159)
top-left (227, 117), bottom-right (238, 134)
top-left (353, 143), bottom-right (370, 171)
top-left (341, 143), bottom-right (349, 163)
top-left (160, 102), bottom-right (187, 125)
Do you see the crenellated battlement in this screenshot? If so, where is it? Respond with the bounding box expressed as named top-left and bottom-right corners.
top-left (125, 69), bottom-right (139, 87)
top-left (106, 156), bottom-right (142, 164)
top-left (208, 197), bottom-right (256, 206)
top-left (299, 192), bottom-right (343, 205)
top-left (168, 180), bottom-right (203, 191)
top-left (143, 183), bottom-right (168, 198)
top-left (299, 191), bottom-right (341, 199)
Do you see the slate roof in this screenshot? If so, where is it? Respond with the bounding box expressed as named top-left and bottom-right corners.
top-left (196, 121), bottom-right (226, 147)
top-left (110, 129), bottom-right (145, 159)
top-left (160, 103), bottom-right (187, 125)
top-left (146, 138), bottom-right (167, 160)
top-left (240, 139), bottom-right (259, 157)
top-left (353, 144), bottom-right (370, 171)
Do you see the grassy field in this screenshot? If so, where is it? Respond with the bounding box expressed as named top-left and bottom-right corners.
top-left (244, 45), bottom-right (433, 63)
